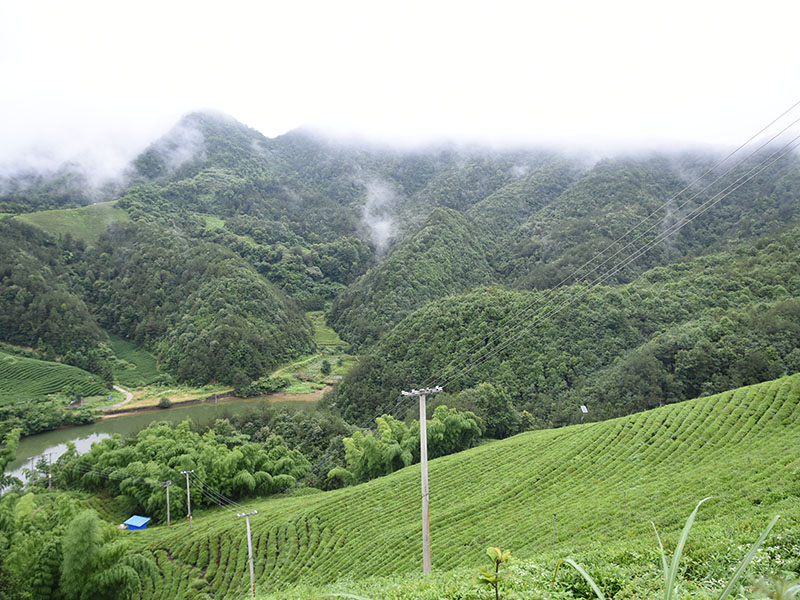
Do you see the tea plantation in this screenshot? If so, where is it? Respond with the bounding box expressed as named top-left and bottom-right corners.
top-left (127, 374), bottom-right (800, 599)
top-left (0, 350), bottom-right (109, 402)
top-left (109, 334), bottom-right (161, 387)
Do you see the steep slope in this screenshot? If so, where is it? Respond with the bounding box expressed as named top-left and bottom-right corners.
top-left (131, 374), bottom-right (800, 598)
top-left (332, 227), bottom-right (800, 425)
top-left (78, 222), bottom-right (314, 386)
top-left (328, 207), bottom-right (496, 347)
top-left (501, 152), bottom-right (800, 289)
top-left (326, 150), bottom-right (800, 350)
top-left (0, 219), bottom-right (108, 365)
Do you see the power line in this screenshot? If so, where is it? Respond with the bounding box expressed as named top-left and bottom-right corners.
top-left (418, 103), bottom-right (800, 391)
top-left (436, 135), bottom-right (800, 390)
top-left (189, 472), bottom-right (248, 512)
top-left (428, 127), bottom-right (800, 392)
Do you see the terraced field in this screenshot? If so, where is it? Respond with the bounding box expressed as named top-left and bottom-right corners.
top-left (0, 350), bottom-right (109, 402)
top-left (130, 374), bottom-right (800, 599)
top-left (109, 334), bottom-right (161, 387)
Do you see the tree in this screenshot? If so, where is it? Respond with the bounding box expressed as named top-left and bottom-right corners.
top-left (457, 383), bottom-right (520, 439)
top-left (0, 428), bottom-right (22, 489)
top-left (60, 510), bottom-right (156, 600)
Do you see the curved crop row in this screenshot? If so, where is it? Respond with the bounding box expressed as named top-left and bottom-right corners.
top-left (132, 374), bottom-right (800, 599)
top-left (0, 350), bottom-right (108, 402)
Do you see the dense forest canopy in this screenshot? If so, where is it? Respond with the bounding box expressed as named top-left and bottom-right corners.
top-left (0, 110), bottom-right (799, 425)
top-left (330, 228), bottom-right (800, 426)
top-left (2, 110), bottom-right (800, 600)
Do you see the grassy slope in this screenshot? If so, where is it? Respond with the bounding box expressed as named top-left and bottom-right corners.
top-left (109, 333), bottom-right (161, 387)
top-left (307, 311), bottom-right (346, 348)
top-left (271, 312), bottom-right (357, 394)
top-left (13, 200), bottom-right (130, 243)
top-left (0, 350), bottom-right (109, 403)
top-left (129, 374), bottom-right (800, 599)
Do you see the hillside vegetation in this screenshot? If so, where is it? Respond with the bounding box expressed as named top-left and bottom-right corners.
top-left (332, 227), bottom-right (800, 426)
top-left (78, 222), bottom-right (314, 386)
top-left (3, 112), bottom-right (799, 401)
top-left (121, 374), bottom-right (800, 599)
top-left (0, 350), bottom-right (108, 402)
top-left (13, 200), bottom-right (130, 243)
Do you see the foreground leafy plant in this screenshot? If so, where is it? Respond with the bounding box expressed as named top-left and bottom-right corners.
top-left (555, 498), bottom-right (780, 600)
top-left (475, 547), bottom-right (513, 600)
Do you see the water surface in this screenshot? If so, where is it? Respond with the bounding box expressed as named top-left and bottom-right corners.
top-left (6, 396), bottom-right (316, 483)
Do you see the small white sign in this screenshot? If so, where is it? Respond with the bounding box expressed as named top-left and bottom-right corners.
top-left (580, 405), bottom-right (588, 413)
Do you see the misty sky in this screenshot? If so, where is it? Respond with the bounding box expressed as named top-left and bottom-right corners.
top-left (1, 0), bottom-right (799, 179)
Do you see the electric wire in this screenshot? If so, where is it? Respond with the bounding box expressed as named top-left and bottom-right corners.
top-left (438, 135), bottom-right (800, 390)
top-left (415, 105), bottom-right (800, 392)
top-left (192, 484), bottom-right (240, 513)
top-left (188, 471), bottom-right (248, 512)
top-left (191, 480), bottom-right (242, 512)
top-left (57, 459), bottom-right (163, 491)
top-left (418, 104), bottom-right (800, 391)
top-left (436, 134), bottom-right (800, 391)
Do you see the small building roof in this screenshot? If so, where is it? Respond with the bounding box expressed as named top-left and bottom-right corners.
top-left (123, 515), bottom-right (151, 527)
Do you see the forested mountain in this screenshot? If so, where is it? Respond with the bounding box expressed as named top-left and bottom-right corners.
top-left (78, 222), bottom-right (314, 385)
top-left (1, 110), bottom-right (799, 415)
top-left (330, 228), bottom-right (800, 426)
top-left (0, 163), bottom-right (123, 213)
top-left (4, 110), bottom-right (800, 600)
top-left (328, 150), bottom-right (800, 346)
top-left (0, 220), bottom-right (112, 380)
top-left (328, 207), bottom-right (496, 346)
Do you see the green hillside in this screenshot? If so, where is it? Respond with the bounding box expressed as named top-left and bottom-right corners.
top-left (332, 227), bottom-right (800, 426)
top-left (127, 374), bottom-right (800, 599)
top-left (108, 334), bottom-right (161, 387)
top-left (328, 207), bottom-right (496, 347)
top-left (0, 350), bottom-right (108, 403)
top-left (13, 200), bottom-right (130, 243)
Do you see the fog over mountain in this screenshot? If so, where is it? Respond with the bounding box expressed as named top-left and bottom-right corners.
top-left (2, 0), bottom-right (799, 187)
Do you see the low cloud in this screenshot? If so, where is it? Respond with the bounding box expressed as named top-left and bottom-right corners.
top-left (145, 119), bottom-right (207, 175)
top-left (362, 178), bottom-right (397, 255)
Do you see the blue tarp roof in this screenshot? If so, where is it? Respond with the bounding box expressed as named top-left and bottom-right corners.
top-left (123, 515), bottom-right (151, 527)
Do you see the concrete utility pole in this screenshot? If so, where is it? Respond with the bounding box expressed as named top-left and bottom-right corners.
top-left (238, 511), bottom-right (258, 597)
top-left (401, 386), bottom-right (443, 575)
top-left (180, 470), bottom-right (194, 529)
top-left (163, 481), bottom-right (173, 526)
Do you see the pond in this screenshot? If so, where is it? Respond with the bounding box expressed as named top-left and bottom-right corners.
top-left (6, 396), bottom-right (317, 484)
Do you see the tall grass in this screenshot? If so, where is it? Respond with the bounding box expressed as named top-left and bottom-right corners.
top-left (556, 498), bottom-right (780, 600)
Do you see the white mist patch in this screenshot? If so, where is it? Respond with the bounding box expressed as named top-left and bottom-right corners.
top-left (362, 179), bottom-right (397, 255)
top-left (155, 121), bottom-right (207, 173)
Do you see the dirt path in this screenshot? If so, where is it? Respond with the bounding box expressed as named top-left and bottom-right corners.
top-left (99, 386), bottom-right (331, 420)
top-left (268, 386), bottom-right (331, 402)
top-left (102, 385), bottom-right (134, 411)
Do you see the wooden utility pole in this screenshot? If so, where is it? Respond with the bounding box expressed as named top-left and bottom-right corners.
top-left (180, 470), bottom-right (194, 529)
top-left (238, 511), bottom-right (258, 597)
top-left (402, 386), bottom-right (443, 575)
top-left (163, 481), bottom-right (173, 526)
top-left (46, 453), bottom-right (52, 491)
